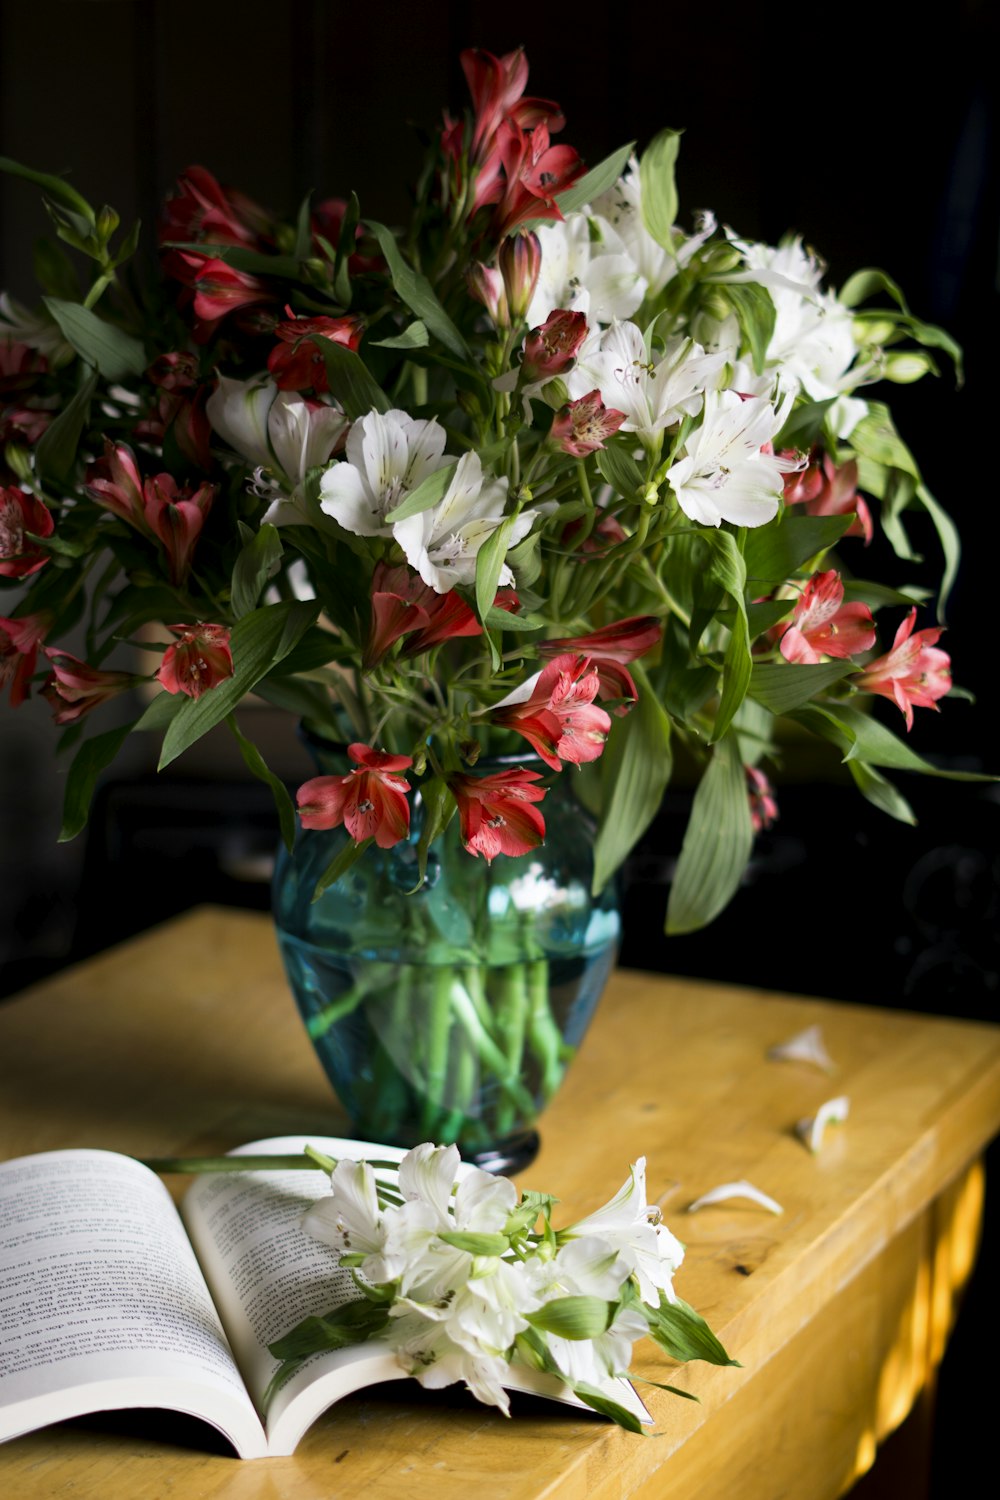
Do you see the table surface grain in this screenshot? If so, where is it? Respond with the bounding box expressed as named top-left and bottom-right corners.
top-left (1, 906), bottom-right (999, 1500)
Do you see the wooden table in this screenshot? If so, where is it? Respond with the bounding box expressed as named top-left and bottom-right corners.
top-left (1, 907), bottom-right (999, 1499)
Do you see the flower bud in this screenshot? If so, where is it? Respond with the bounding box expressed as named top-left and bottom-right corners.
top-left (466, 263), bottom-right (508, 328)
top-left (498, 232), bottom-right (541, 324)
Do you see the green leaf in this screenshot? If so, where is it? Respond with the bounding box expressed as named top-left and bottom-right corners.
top-left (527, 1295), bottom-right (616, 1340)
top-left (633, 1376), bottom-right (700, 1402)
top-left (505, 528), bottom-right (543, 587)
top-left (774, 398), bottom-right (835, 452)
top-left (482, 605), bottom-right (543, 632)
top-left (748, 660), bottom-right (853, 715)
top-left (916, 481), bottom-right (960, 617)
top-left (163, 240), bottom-right (302, 279)
top-left (226, 714), bottom-right (296, 852)
top-left (596, 443), bottom-right (643, 499)
top-left (639, 128), bottom-right (681, 249)
top-left (743, 514), bottom-right (852, 586)
top-left (58, 719), bottom-right (135, 841)
top-left (849, 402), bottom-right (920, 480)
top-left (367, 221), bottom-right (470, 361)
top-left (313, 836), bottom-right (373, 900)
top-left (721, 281), bottom-right (775, 376)
top-left (644, 1294), bottom-right (739, 1367)
top-left (412, 777), bottom-right (457, 890)
top-left (592, 661), bottom-right (672, 892)
top-left (267, 1300), bottom-right (390, 1360)
top-left (790, 702), bottom-right (996, 781)
top-left (573, 1383), bottom-right (646, 1433)
top-left (703, 530), bottom-right (750, 741)
top-left (158, 600), bottom-right (319, 769)
top-left (230, 523), bottom-right (283, 618)
top-left (311, 336), bottom-right (391, 421)
top-left (293, 189), bottom-right (313, 261)
top-left (33, 237), bottom-right (80, 300)
top-left (42, 298), bottom-right (145, 380)
top-left (437, 1231), bottom-right (510, 1256)
top-left (551, 141), bottom-right (635, 218)
top-left (475, 515), bottom-right (518, 625)
top-left (372, 321), bottom-right (430, 350)
top-left (745, 598), bottom-right (794, 639)
top-left (35, 369), bottom-right (99, 487)
top-left (384, 459), bottom-right (458, 523)
top-left (666, 733), bottom-right (753, 934)
top-left (847, 761), bottom-right (917, 825)
top-left (0, 154), bottom-right (94, 221)
top-left (332, 191), bottom-right (360, 305)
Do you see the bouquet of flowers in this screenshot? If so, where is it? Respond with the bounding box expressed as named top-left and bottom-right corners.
top-left (263, 1140), bottom-right (736, 1428)
top-left (0, 43), bottom-right (974, 937)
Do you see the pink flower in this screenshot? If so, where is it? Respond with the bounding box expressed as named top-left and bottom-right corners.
top-left (746, 766), bottom-right (778, 834)
top-left (466, 263), bottom-right (509, 327)
top-left (156, 623), bottom-right (233, 699)
top-left (783, 449), bottom-right (873, 545)
top-left (460, 47), bottom-right (564, 167)
top-left (142, 474), bottom-right (216, 584)
top-left (521, 309), bottom-right (588, 382)
top-left (267, 311), bottom-right (364, 393)
top-left (0, 406), bottom-right (52, 446)
top-left (364, 563), bottom-right (482, 670)
top-left (854, 608), bottom-right (951, 731)
top-left (0, 486), bottom-right (54, 578)
top-left (485, 120), bottom-right (585, 239)
top-left (449, 766), bottom-right (548, 862)
top-left (297, 744), bottom-right (413, 849)
top-left (146, 352), bottom-right (199, 391)
top-left (85, 441), bottom-right (146, 529)
top-left (550, 390), bottom-right (627, 457)
top-left (491, 654), bottom-right (611, 770)
top-left (778, 571), bottom-right (876, 664)
top-left (0, 340), bottom-right (47, 391)
top-left (134, 385), bottom-right (214, 472)
top-left (43, 650), bottom-right (138, 724)
top-left (538, 617), bottom-right (661, 715)
top-left (0, 610), bottom-right (51, 706)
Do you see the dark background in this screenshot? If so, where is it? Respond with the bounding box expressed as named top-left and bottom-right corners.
top-left (1, 2), bottom-right (997, 1491)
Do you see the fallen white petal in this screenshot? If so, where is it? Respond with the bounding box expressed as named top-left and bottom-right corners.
top-left (797, 1096), bottom-right (850, 1154)
top-left (687, 1181), bottom-right (783, 1215)
top-left (767, 1024), bottom-right (835, 1073)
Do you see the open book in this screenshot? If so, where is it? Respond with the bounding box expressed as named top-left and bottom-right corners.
top-left (0, 1135), bottom-right (649, 1458)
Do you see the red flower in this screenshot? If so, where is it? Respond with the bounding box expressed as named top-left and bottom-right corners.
top-left (0, 610), bottom-right (51, 706)
top-left (43, 650), bottom-right (138, 724)
top-left (156, 623), bottom-right (233, 699)
top-left (538, 617), bottom-right (661, 715)
top-left (364, 564), bottom-right (520, 670)
top-left (297, 744), bottom-right (413, 849)
top-left (550, 390), bottom-right (627, 457)
top-left (85, 440), bottom-right (146, 529)
top-left (159, 165), bottom-right (268, 249)
top-left (778, 571), bottom-right (876, 664)
top-left (143, 474), bottom-right (216, 584)
top-left (0, 406), bottom-right (52, 446)
top-left (460, 47), bottom-right (565, 166)
top-left (0, 486), bottom-right (54, 578)
top-left (783, 449), bottom-right (873, 545)
top-left (146, 352), bottom-right (199, 391)
top-left (0, 340), bottom-right (47, 394)
top-left (450, 766), bottom-right (548, 862)
top-left (491, 654), bottom-right (612, 769)
top-left (311, 199), bottom-right (383, 276)
top-left (164, 250), bottom-right (272, 340)
top-left (521, 308), bottom-right (588, 383)
top-left (486, 120), bottom-right (585, 239)
top-left (267, 311), bottom-right (364, 393)
top-left (854, 608), bottom-right (951, 731)
top-left (134, 386), bottom-right (214, 472)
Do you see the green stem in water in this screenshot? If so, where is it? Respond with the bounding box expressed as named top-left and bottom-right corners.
top-left (421, 966), bottom-right (454, 1136)
top-left (526, 959), bottom-right (570, 1102)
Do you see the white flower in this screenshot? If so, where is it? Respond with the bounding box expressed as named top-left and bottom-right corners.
top-left (665, 389), bottom-right (798, 528)
top-left (388, 1309), bottom-right (514, 1415)
top-left (318, 407), bottom-right (450, 538)
top-left (567, 320), bottom-right (724, 450)
top-left (397, 1141), bottom-right (462, 1221)
top-left (591, 158), bottom-right (717, 299)
top-left (393, 451), bottom-right (533, 594)
top-left (562, 1156), bottom-right (685, 1308)
top-left (525, 213), bottom-right (645, 330)
top-left (545, 1305), bottom-right (648, 1390)
top-left (206, 374), bottom-right (348, 524)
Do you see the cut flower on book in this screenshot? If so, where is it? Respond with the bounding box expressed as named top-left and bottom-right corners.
top-left (0, 41), bottom-right (987, 942)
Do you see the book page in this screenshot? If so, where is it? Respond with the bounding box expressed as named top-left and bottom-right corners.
top-left (181, 1136), bottom-right (408, 1455)
top-left (0, 1150), bottom-right (266, 1457)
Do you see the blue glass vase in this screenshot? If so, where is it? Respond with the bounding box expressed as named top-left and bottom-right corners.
top-left (272, 744), bottom-right (620, 1173)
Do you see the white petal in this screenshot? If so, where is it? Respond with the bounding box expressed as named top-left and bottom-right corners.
top-left (767, 1024), bottom-right (835, 1073)
top-left (206, 373), bottom-right (275, 470)
top-left (319, 460), bottom-right (385, 536)
top-left (687, 1181), bottom-right (783, 1215)
top-left (797, 1096), bottom-right (850, 1154)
